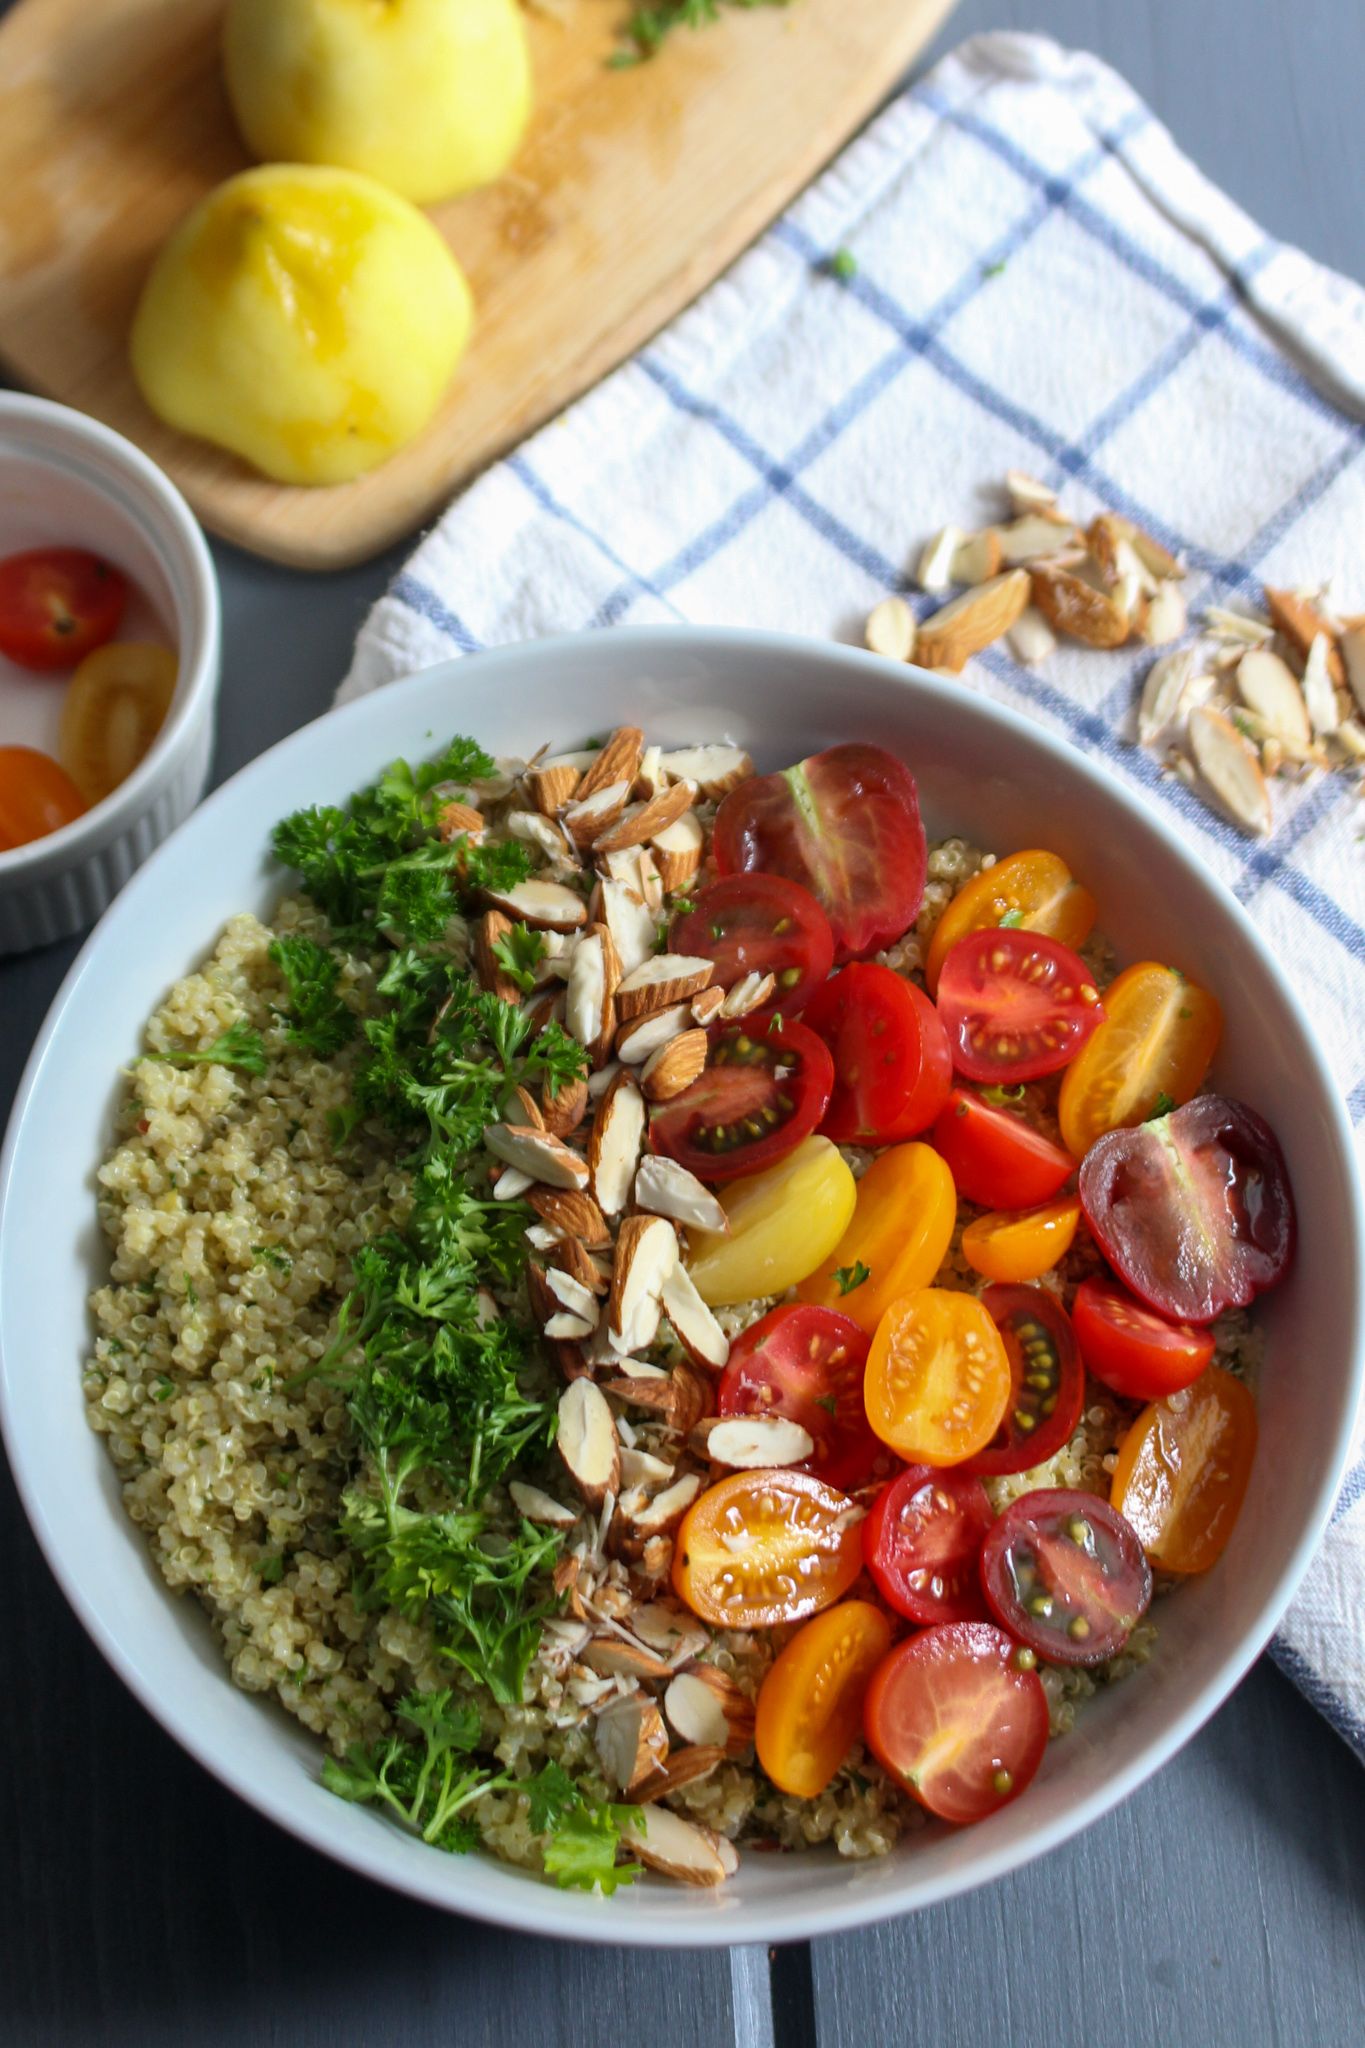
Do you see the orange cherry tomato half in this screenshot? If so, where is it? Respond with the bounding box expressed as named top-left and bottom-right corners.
top-left (924, 849), bottom-right (1096, 995)
top-left (1071, 1276), bottom-right (1215, 1402)
top-left (0, 746), bottom-right (87, 850)
top-left (672, 1468), bottom-right (865, 1628)
top-left (797, 1141), bottom-right (956, 1337)
top-left (1109, 1365), bottom-right (1258, 1574)
top-left (755, 1600), bottom-right (892, 1798)
top-left (936, 929), bottom-right (1105, 1084)
top-left (962, 1283), bottom-right (1087, 1478)
top-left (863, 1620), bottom-right (1050, 1824)
top-left (862, 1464), bottom-right (993, 1625)
top-left (0, 546), bottom-right (127, 671)
top-left (58, 640), bottom-right (177, 805)
top-left (932, 1088), bottom-right (1075, 1210)
top-left (961, 1195), bottom-right (1081, 1284)
top-left (1058, 961), bottom-right (1221, 1159)
top-left (864, 1288), bottom-right (1011, 1467)
top-left (802, 963), bottom-right (952, 1144)
top-left (716, 1304), bottom-right (884, 1492)
top-left (980, 1488), bottom-right (1152, 1666)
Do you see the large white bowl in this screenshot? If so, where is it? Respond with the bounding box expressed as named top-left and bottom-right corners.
top-left (1, 629), bottom-right (1360, 1946)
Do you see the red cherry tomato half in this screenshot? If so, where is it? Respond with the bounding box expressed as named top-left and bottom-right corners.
top-left (1071, 1276), bottom-right (1215, 1402)
top-left (863, 1465), bottom-right (993, 1625)
top-left (803, 963), bottom-right (952, 1145)
top-left (1078, 1095), bottom-right (1295, 1324)
top-left (936, 928), bottom-right (1105, 1083)
top-left (980, 1488), bottom-right (1152, 1667)
top-left (932, 1088), bottom-right (1075, 1210)
top-left (717, 1303), bottom-right (884, 1491)
top-left (712, 742), bottom-right (926, 963)
top-left (863, 1621), bottom-right (1049, 1824)
top-left (0, 548), bottom-right (127, 671)
top-left (669, 873), bottom-right (834, 1016)
top-left (0, 746), bottom-right (87, 850)
top-left (962, 1284), bottom-right (1086, 1477)
top-left (649, 1014), bottom-right (834, 1182)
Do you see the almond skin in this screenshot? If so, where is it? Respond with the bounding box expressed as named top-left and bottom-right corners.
top-left (915, 569), bottom-right (1031, 671)
top-left (593, 780), bottom-right (694, 853)
top-left (1031, 567), bottom-right (1131, 648)
top-left (1264, 587), bottom-right (1345, 685)
top-left (641, 1028), bottom-right (708, 1101)
top-left (576, 727), bottom-right (645, 802)
top-left (527, 1186), bottom-right (612, 1247)
top-left (527, 761), bottom-right (581, 814)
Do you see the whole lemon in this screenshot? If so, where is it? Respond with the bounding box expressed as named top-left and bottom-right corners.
top-left (129, 164), bottom-right (473, 486)
top-left (223, 0), bottom-right (531, 205)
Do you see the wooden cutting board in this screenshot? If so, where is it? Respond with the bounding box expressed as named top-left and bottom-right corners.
top-left (0, 0), bottom-right (954, 569)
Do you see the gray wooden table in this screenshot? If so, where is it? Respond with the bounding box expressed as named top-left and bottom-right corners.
top-left (4, 2), bottom-right (1365, 2041)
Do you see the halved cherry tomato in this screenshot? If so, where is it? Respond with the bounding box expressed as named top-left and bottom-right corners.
top-left (0, 547), bottom-right (127, 671)
top-left (672, 1467), bottom-right (865, 1627)
top-left (650, 1014), bottom-right (834, 1182)
top-left (864, 1289), bottom-right (1011, 1466)
top-left (0, 746), bottom-right (87, 850)
top-left (1079, 1095), bottom-right (1295, 1323)
top-left (669, 873), bottom-right (834, 1016)
top-left (797, 1142), bottom-right (956, 1336)
top-left (803, 963), bottom-right (952, 1143)
top-left (1058, 962), bottom-right (1221, 1157)
top-left (863, 1621), bottom-right (1049, 1824)
top-left (963, 1283), bottom-right (1086, 1478)
top-left (863, 1465), bottom-right (993, 1624)
top-left (686, 1136), bottom-right (856, 1306)
top-left (717, 1304), bottom-right (883, 1491)
top-left (961, 1195), bottom-right (1081, 1284)
top-left (980, 1488), bottom-right (1152, 1666)
top-left (932, 1088), bottom-right (1075, 1210)
top-left (937, 929), bottom-right (1104, 1084)
top-left (712, 742), bottom-right (926, 962)
top-left (924, 850), bottom-right (1097, 995)
top-left (755, 1600), bottom-right (892, 1797)
top-left (1110, 1365), bottom-right (1258, 1574)
top-left (58, 640), bottom-right (176, 804)
top-left (1072, 1276), bottom-right (1215, 1402)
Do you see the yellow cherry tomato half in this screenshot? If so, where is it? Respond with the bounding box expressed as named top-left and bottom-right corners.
top-left (960, 1195), bottom-right (1081, 1285)
top-left (755, 1600), bottom-right (893, 1798)
top-left (0, 745), bottom-right (87, 850)
top-left (865, 1289), bottom-right (1012, 1467)
top-left (672, 1468), bottom-right (866, 1628)
top-left (58, 640), bottom-right (177, 806)
top-left (924, 849), bottom-right (1096, 995)
top-left (685, 1135), bottom-right (856, 1307)
top-left (797, 1141), bottom-right (957, 1336)
top-left (1058, 961), bottom-right (1221, 1159)
top-left (1109, 1364), bottom-right (1257, 1574)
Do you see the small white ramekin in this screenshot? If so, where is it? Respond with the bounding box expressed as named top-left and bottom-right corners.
top-left (0, 393), bottom-right (220, 955)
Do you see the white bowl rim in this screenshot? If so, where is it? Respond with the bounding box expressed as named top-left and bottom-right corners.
top-left (0, 391), bottom-right (221, 877)
top-left (1, 624), bottom-right (1360, 1948)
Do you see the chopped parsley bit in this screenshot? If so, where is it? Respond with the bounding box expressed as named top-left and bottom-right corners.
top-left (1178, 1007), bottom-right (1193, 1020)
top-left (816, 1394), bottom-right (839, 1417)
top-left (1148, 1091), bottom-right (1177, 1120)
top-left (835, 1261), bottom-right (871, 1296)
top-left (183, 1275), bottom-right (199, 1308)
top-left (259, 1553), bottom-right (286, 1585)
top-left (982, 258), bottom-right (1008, 278)
top-left (147, 1018), bottom-right (266, 1077)
top-left (825, 248), bottom-right (858, 280)
top-left (981, 1082), bottom-right (1027, 1107)
top-left (151, 1376), bottom-right (176, 1402)
top-left (711, 922), bottom-right (724, 940)
top-left (670, 895), bottom-right (697, 915)
top-left (252, 1245), bottom-right (293, 1276)
top-left (323, 1690), bottom-right (517, 1853)
top-left (526, 1762), bottom-right (642, 1894)
top-left (134, 1281), bottom-right (157, 1298)
top-left (328, 1103), bottom-right (365, 1149)
top-left (490, 921), bottom-right (547, 996)
top-left (998, 908), bottom-right (1025, 928)
top-left (850, 1770), bottom-right (872, 1794)
top-left (610, 0), bottom-right (792, 68)
top-left (269, 934), bottom-right (357, 1058)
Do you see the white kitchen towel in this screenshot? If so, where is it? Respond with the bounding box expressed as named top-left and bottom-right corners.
top-left (339, 33), bottom-right (1365, 1762)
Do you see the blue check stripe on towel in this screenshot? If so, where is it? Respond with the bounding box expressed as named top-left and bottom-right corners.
top-left (341, 33), bottom-right (1365, 1764)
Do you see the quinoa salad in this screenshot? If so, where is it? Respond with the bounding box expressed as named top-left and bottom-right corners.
top-left (85, 727), bottom-right (1294, 1892)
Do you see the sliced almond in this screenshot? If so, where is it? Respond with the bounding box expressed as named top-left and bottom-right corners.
top-left (1342, 626), bottom-right (1365, 716)
top-left (865, 594), bottom-right (916, 662)
top-left (666, 1665), bottom-right (755, 1756)
top-left (916, 570), bottom-right (1031, 671)
top-left (594, 1695), bottom-right (670, 1793)
top-left (616, 1002), bottom-right (692, 1065)
top-left (635, 1533), bottom-right (674, 1586)
top-left (635, 1156), bottom-right (730, 1235)
top-left (916, 524), bottom-right (963, 593)
top-left (634, 1746), bottom-right (726, 1803)
top-left (1302, 632), bottom-right (1340, 736)
top-left (619, 1447), bottom-right (677, 1489)
top-left (696, 1415), bottom-right (814, 1468)
top-left (527, 755), bottom-right (585, 814)
top-left (608, 1214), bottom-right (679, 1350)
top-left (588, 1069), bottom-right (646, 1216)
top-left (484, 878), bottom-right (587, 931)
top-left (629, 1472), bottom-right (702, 1535)
top-left (527, 1186), bottom-right (611, 1247)
top-left (549, 1234), bottom-right (608, 1296)
top-left (1031, 567), bottom-right (1130, 648)
top-left (660, 1262), bottom-right (730, 1371)
top-left (1005, 605), bottom-right (1056, 664)
top-left (652, 809), bottom-right (704, 894)
top-left (564, 924), bottom-right (620, 1068)
top-left (492, 1166), bottom-right (535, 1202)
top-left (1138, 647), bottom-right (1197, 746)
top-left (596, 878), bottom-right (658, 979)
top-left (616, 954), bottom-right (715, 1020)
top-left (526, 1260), bottom-right (560, 1327)
top-left (475, 910), bottom-right (525, 1004)
top-left (509, 1480), bottom-right (579, 1528)
top-left (657, 747), bottom-right (754, 801)
top-left (593, 781), bottom-right (694, 853)
top-left (437, 800), bottom-right (484, 845)
top-left (629, 1602), bottom-right (709, 1662)
top-left (641, 1028), bottom-right (708, 1102)
top-left (582, 1636), bottom-right (674, 1683)
top-left (950, 529), bottom-right (1003, 585)
top-left (546, 1266), bottom-right (600, 1327)
top-left (524, 990), bottom-right (566, 1036)
top-left (484, 1123), bottom-right (588, 1190)
top-left (557, 1377), bottom-right (620, 1508)
top-left (995, 513), bottom-right (1079, 565)
top-left (540, 1073), bottom-right (589, 1139)
top-left (1139, 581), bottom-right (1186, 647)
top-left (1188, 708), bottom-right (1273, 836)
top-left (634, 744), bottom-right (667, 802)
top-left (512, 1083), bottom-right (546, 1131)
top-left (685, 1663), bottom-right (756, 1755)
top-left (1264, 588), bottom-right (1344, 683)
top-left (576, 727), bottom-right (645, 802)
top-left (1087, 516), bottom-right (1155, 596)
top-left (505, 805), bottom-right (578, 865)
top-left (602, 1362), bottom-right (710, 1437)
top-left (720, 971), bottom-right (775, 1019)
top-left (690, 985), bottom-right (725, 1026)
top-left (545, 1311), bottom-right (594, 1340)
top-left (1005, 468), bottom-right (1058, 512)
top-left (619, 1805), bottom-right (728, 1887)
top-left (1237, 647), bottom-right (1311, 744)
top-left (708, 1830), bottom-right (740, 1879)
top-left (563, 780), bottom-right (630, 850)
